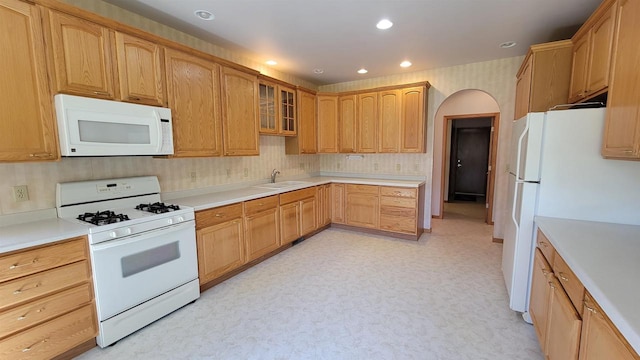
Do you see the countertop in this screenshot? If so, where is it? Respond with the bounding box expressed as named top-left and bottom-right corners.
top-left (169, 176), bottom-right (425, 211)
top-left (0, 218), bottom-right (89, 254)
top-left (535, 216), bottom-right (640, 354)
top-left (0, 176), bottom-right (425, 253)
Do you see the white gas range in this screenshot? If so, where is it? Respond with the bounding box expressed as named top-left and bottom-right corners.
top-left (56, 176), bottom-right (199, 348)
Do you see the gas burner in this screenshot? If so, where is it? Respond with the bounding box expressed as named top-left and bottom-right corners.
top-left (77, 211), bottom-right (130, 226)
top-left (135, 202), bottom-right (180, 214)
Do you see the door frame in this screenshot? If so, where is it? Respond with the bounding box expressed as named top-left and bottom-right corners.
top-left (439, 112), bottom-right (500, 224)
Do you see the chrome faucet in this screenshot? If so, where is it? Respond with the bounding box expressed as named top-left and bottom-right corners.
top-left (270, 169), bottom-right (281, 183)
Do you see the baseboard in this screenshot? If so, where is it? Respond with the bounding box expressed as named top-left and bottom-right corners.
top-left (492, 237), bottom-right (504, 243)
top-left (330, 223), bottom-right (420, 241)
top-left (52, 338), bottom-right (96, 360)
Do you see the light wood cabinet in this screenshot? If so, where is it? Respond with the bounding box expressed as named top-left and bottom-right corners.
top-left (378, 89), bottom-right (401, 153)
top-left (601, 0), bottom-right (640, 159)
top-left (339, 95), bottom-right (358, 153)
top-left (221, 66), bottom-right (260, 156)
top-left (357, 92), bottom-right (378, 153)
top-left (400, 86), bottom-right (427, 153)
top-left (317, 94), bottom-right (339, 153)
top-left (0, 236), bottom-right (97, 359)
top-left (545, 276), bottom-right (582, 360)
top-left (45, 10), bottom-right (116, 99)
top-left (286, 89), bottom-right (317, 154)
top-left (244, 196), bottom-right (280, 262)
top-left (279, 187), bottom-right (317, 244)
top-left (345, 184), bottom-right (379, 229)
top-left (114, 32), bottom-right (165, 106)
top-left (0, 0), bottom-right (59, 162)
top-left (331, 183), bottom-right (346, 224)
top-left (530, 249), bottom-right (553, 354)
top-left (569, 0), bottom-right (617, 103)
top-left (580, 293), bottom-right (640, 360)
top-left (258, 78), bottom-right (296, 136)
top-left (513, 40), bottom-right (573, 120)
top-left (316, 184), bottom-right (331, 227)
top-left (165, 48), bottom-right (222, 157)
top-left (379, 186), bottom-right (418, 234)
top-left (195, 203), bottom-right (245, 284)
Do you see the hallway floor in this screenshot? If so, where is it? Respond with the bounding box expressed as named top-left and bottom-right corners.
top-left (77, 203), bottom-right (542, 359)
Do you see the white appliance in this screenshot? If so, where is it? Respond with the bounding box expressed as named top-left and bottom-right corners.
top-left (502, 108), bottom-right (640, 321)
top-left (54, 94), bottom-right (174, 156)
top-left (57, 176), bottom-right (199, 347)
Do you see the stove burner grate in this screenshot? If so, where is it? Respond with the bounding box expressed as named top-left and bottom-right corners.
top-left (135, 202), bottom-right (180, 214)
top-left (77, 211), bottom-right (130, 226)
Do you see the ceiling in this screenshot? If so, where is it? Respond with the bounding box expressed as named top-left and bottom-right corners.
top-left (103, 0), bottom-right (602, 85)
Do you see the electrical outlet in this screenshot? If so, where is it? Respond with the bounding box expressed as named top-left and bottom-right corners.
top-left (190, 171), bottom-right (197, 182)
top-left (396, 164), bottom-right (401, 171)
top-left (374, 163), bottom-right (379, 170)
top-left (12, 185), bottom-right (29, 202)
top-left (244, 168), bottom-right (249, 177)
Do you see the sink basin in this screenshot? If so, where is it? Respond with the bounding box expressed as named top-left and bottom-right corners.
top-left (255, 181), bottom-right (310, 189)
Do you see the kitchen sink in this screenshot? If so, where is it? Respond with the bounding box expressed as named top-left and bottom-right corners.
top-left (254, 181), bottom-right (311, 189)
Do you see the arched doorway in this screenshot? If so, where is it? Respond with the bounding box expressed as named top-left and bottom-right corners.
top-left (431, 89), bottom-right (501, 224)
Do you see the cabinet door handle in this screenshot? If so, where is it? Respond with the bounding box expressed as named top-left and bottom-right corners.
top-left (9, 258), bottom-right (38, 269)
top-left (548, 281), bottom-right (556, 289)
top-left (13, 282), bottom-right (41, 295)
top-left (539, 241), bottom-right (548, 248)
top-left (558, 272), bottom-right (569, 282)
top-left (93, 91), bottom-right (108, 95)
top-left (214, 213), bottom-right (224, 218)
top-left (542, 269), bottom-right (550, 276)
top-left (583, 300), bottom-right (597, 314)
top-left (29, 153), bottom-right (52, 158)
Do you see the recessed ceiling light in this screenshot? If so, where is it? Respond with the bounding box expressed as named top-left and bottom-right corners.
top-left (357, 68), bottom-right (368, 74)
top-left (313, 68), bottom-right (324, 74)
top-left (400, 61), bottom-right (412, 68)
top-left (266, 60), bottom-right (278, 66)
top-left (376, 19), bottom-right (393, 30)
top-left (194, 10), bottom-right (214, 21)
top-left (499, 41), bottom-right (517, 49)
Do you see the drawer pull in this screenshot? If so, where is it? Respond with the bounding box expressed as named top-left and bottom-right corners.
top-left (548, 281), bottom-right (555, 289)
top-left (539, 241), bottom-right (548, 248)
top-left (18, 306), bottom-right (46, 320)
top-left (29, 153), bottom-right (52, 158)
top-left (13, 282), bottom-right (41, 295)
top-left (542, 269), bottom-right (550, 275)
top-left (558, 272), bottom-right (569, 282)
top-left (9, 258), bottom-right (38, 269)
top-left (214, 213), bottom-right (224, 218)
top-left (22, 338), bottom-right (49, 352)
top-left (583, 301), bottom-right (597, 314)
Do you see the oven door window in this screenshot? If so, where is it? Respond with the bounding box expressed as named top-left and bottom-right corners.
top-left (91, 222), bottom-right (198, 321)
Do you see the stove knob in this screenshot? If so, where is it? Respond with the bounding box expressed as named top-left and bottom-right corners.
top-left (109, 231), bottom-right (117, 238)
top-left (125, 228), bottom-right (132, 235)
top-left (167, 218), bottom-right (174, 225)
top-left (177, 216), bottom-right (184, 222)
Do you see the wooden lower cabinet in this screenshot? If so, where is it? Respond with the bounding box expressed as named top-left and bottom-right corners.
top-left (279, 187), bottom-right (316, 245)
top-left (279, 202), bottom-right (300, 245)
top-left (0, 236), bottom-right (97, 359)
top-left (331, 184), bottom-right (346, 224)
top-left (379, 186), bottom-right (418, 234)
top-left (300, 197), bottom-right (316, 235)
top-left (316, 184), bottom-right (331, 227)
top-left (529, 249), bottom-right (552, 351)
top-left (546, 276), bottom-right (582, 360)
top-left (244, 196), bottom-right (280, 262)
top-left (345, 185), bottom-right (379, 229)
top-left (195, 204), bottom-right (245, 284)
top-left (580, 293), bottom-right (640, 360)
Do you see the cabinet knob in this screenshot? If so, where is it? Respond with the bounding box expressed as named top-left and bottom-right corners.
top-left (583, 300), bottom-right (597, 314)
top-left (558, 272), bottom-right (569, 282)
top-left (548, 281), bottom-right (556, 289)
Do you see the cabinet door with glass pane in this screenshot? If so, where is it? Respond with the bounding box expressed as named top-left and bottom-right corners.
top-left (280, 86), bottom-right (296, 136)
top-left (259, 81), bottom-right (278, 134)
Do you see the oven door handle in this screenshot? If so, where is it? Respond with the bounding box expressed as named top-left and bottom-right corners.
top-left (91, 221), bottom-right (194, 251)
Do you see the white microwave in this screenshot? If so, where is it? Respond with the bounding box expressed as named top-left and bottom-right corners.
top-left (54, 94), bottom-right (174, 156)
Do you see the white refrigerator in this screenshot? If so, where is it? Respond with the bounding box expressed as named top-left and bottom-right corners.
top-left (502, 108), bottom-right (640, 321)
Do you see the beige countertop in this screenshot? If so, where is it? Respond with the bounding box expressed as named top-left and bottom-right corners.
top-left (535, 216), bottom-right (640, 354)
top-left (0, 218), bottom-right (89, 254)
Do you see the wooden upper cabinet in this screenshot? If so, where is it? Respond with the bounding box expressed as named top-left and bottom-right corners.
top-left (114, 32), bottom-right (165, 106)
top-left (339, 95), bottom-right (357, 153)
top-left (286, 89), bottom-right (317, 154)
top-left (45, 10), bottom-right (116, 99)
top-left (569, 0), bottom-right (617, 103)
top-left (0, 0), bottom-right (58, 162)
top-left (378, 90), bottom-right (401, 153)
top-left (602, 0), bottom-right (640, 159)
top-left (221, 66), bottom-right (260, 156)
top-left (357, 92), bottom-right (378, 153)
top-left (317, 94), bottom-right (339, 153)
top-left (514, 40), bottom-right (572, 120)
top-left (165, 48), bottom-right (222, 157)
top-left (400, 86), bottom-right (426, 153)
top-left (280, 86), bottom-right (297, 136)
top-left (259, 80), bottom-right (278, 135)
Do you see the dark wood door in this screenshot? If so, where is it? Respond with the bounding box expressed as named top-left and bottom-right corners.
top-left (450, 127), bottom-right (491, 200)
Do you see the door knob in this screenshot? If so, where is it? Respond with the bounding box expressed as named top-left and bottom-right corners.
top-left (457, 160), bottom-right (462, 168)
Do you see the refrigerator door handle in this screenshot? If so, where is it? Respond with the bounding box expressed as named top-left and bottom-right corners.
top-left (515, 120), bottom-right (530, 180)
top-left (511, 180), bottom-right (521, 232)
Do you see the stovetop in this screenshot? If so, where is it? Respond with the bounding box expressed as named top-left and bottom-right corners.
top-left (135, 202), bottom-right (181, 214)
top-left (77, 210), bottom-right (131, 226)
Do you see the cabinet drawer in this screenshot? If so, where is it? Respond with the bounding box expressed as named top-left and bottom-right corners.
top-left (554, 254), bottom-right (585, 315)
top-left (0, 261), bottom-right (90, 312)
top-left (0, 303), bottom-right (97, 360)
top-left (196, 203), bottom-right (243, 229)
top-left (380, 196), bottom-right (416, 209)
top-left (244, 195), bottom-right (278, 216)
top-left (380, 215), bottom-right (417, 234)
top-left (0, 237), bottom-right (88, 283)
top-left (536, 229), bottom-right (556, 264)
top-left (380, 186), bottom-right (417, 198)
top-left (346, 184), bottom-right (379, 195)
top-left (0, 282), bottom-right (93, 339)
top-left (279, 187), bottom-right (316, 205)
